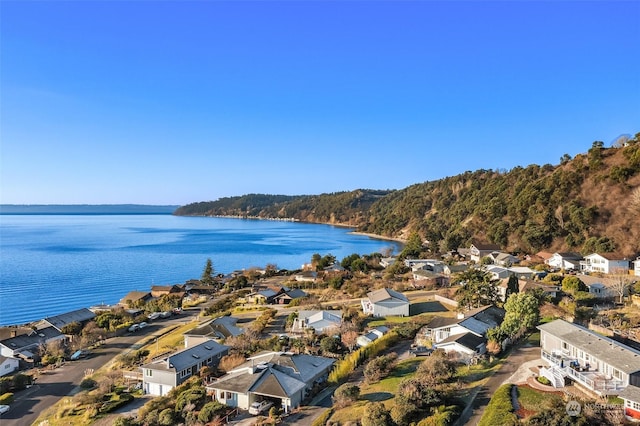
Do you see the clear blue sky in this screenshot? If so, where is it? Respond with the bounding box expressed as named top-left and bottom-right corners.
top-left (2, 1), bottom-right (639, 205)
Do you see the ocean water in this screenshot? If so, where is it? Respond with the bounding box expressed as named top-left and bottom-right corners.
top-left (0, 214), bottom-right (401, 326)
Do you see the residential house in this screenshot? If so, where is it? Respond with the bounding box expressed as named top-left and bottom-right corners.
top-left (484, 265), bottom-right (511, 280)
top-left (497, 278), bottom-right (560, 302)
top-left (206, 352), bottom-right (335, 414)
top-left (41, 308), bottom-right (96, 333)
top-left (361, 288), bottom-right (410, 317)
top-left (150, 284), bottom-right (185, 298)
top-left (141, 341), bottom-right (229, 396)
top-left (183, 316), bottom-right (244, 348)
top-left (618, 385), bottom-right (640, 421)
top-left (405, 259), bottom-right (446, 273)
top-left (507, 266), bottom-right (538, 279)
top-left (246, 288), bottom-right (282, 305)
top-left (356, 326), bottom-right (390, 348)
top-left (538, 319), bottom-right (640, 395)
top-left (546, 252), bottom-right (583, 271)
top-left (0, 356), bottom-right (20, 377)
top-left (294, 271), bottom-right (317, 283)
top-left (273, 288), bottom-right (308, 305)
top-left (119, 291), bottom-right (153, 307)
top-left (587, 283), bottom-right (615, 299)
top-left (489, 252), bottom-right (520, 267)
top-left (380, 257), bottom-right (396, 268)
top-left (411, 270), bottom-right (449, 287)
top-left (469, 242), bottom-right (501, 263)
top-left (291, 310), bottom-right (342, 334)
top-left (0, 326), bottom-right (65, 359)
top-left (420, 305), bottom-right (505, 356)
top-left (443, 264), bottom-right (469, 276)
top-left (581, 253), bottom-right (631, 274)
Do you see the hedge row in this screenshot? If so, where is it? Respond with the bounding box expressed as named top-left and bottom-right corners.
top-left (328, 331), bottom-right (399, 385)
top-left (0, 392), bottom-right (14, 404)
top-left (477, 384), bottom-right (518, 426)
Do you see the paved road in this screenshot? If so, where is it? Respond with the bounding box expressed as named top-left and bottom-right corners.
top-left (1, 312), bottom-right (198, 426)
top-left (457, 344), bottom-right (540, 426)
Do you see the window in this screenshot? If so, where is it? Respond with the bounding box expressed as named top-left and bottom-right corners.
top-left (225, 391), bottom-right (234, 400)
top-left (146, 369), bottom-right (153, 377)
top-left (613, 369), bottom-right (622, 380)
top-left (633, 401), bottom-right (640, 411)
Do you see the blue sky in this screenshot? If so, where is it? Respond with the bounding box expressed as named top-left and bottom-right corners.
top-left (2, 1), bottom-right (639, 205)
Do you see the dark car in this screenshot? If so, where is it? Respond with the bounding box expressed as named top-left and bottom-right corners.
top-left (409, 346), bottom-right (433, 357)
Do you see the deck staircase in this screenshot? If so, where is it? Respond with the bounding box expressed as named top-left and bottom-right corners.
top-left (540, 366), bottom-right (565, 388)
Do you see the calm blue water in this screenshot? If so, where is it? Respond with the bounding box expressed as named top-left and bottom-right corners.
top-left (0, 215), bottom-right (400, 326)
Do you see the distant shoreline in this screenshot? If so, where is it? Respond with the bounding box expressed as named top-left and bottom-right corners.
top-left (350, 231), bottom-right (407, 244)
top-left (0, 204), bottom-right (179, 215)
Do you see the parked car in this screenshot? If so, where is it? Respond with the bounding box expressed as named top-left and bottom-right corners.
top-left (70, 349), bottom-right (90, 360)
top-left (0, 405), bottom-right (9, 415)
top-left (409, 346), bottom-right (433, 357)
top-left (148, 312), bottom-right (161, 321)
top-left (160, 311), bottom-right (171, 319)
top-left (139, 322), bottom-right (148, 329)
top-left (249, 400), bottom-right (273, 415)
top-left (128, 324), bottom-right (140, 332)
top-left (172, 307), bottom-right (182, 315)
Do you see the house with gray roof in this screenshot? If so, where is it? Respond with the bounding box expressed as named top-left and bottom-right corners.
top-left (183, 316), bottom-right (244, 348)
top-left (361, 288), bottom-right (409, 317)
top-left (356, 326), bottom-right (390, 348)
top-left (206, 352), bottom-right (335, 414)
top-left (419, 305), bottom-right (504, 356)
top-left (0, 326), bottom-right (65, 359)
top-left (546, 252), bottom-right (583, 270)
top-left (141, 340), bottom-right (229, 396)
top-left (42, 308), bottom-right (96, 332)
top-left (273, 288), bottom-right (308, 305)
top-left (538, 319), bottom-right (640, 395)
top-left (291, 310), bottom-right (342, 334)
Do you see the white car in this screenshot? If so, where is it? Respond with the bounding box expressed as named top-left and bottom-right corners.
top-left (0, 405), bottom-right (9, 415)
top-left (160, 311), bottom-right (171, 319)
top-left (249, 400), bottom-right (273, 415)
top-left (148, 312), bottom-right (161, 321)
top-left (128, 324), bottom-right (140, 332)
top-left (138, 322), bottom-right (148, 329)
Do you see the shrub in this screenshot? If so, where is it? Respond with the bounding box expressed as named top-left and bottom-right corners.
top-left (333, 383), bottom-right (360, 407)
top-left (198, 401), bottom-right (227, 423)
top-left (477, 384), bottom-right (517, 426)
top-left (311, 409), bottom-right (333, 426)
top-left (537, 375), bottom-right (551, 385)
top-left (79, 378), bottom-right (97, 389)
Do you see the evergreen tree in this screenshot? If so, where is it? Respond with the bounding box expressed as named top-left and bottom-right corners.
top-left (506, 274), bottom-right (519, 297)
top-left (201, 258), bottom-right (215, 286)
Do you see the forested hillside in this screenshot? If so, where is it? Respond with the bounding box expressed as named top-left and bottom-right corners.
top-left (176, 135), bottom-right (640, 256)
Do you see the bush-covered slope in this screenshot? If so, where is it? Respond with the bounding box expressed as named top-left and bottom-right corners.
top-left (176, 135), bottom-right (640, 256)
top-left (362, 138), bottom-right (640, 255)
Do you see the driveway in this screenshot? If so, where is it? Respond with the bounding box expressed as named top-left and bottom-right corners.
top-left (456, 344), bottom-right (541, 426)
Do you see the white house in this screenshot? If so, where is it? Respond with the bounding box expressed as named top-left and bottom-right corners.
top-left (291, 310), bottom-right (342, 334)
top-left (489, 252), bottom-right (520, 267)
top-left (469, 242), bottom-right (501, 263)
top-left (420, 305), bottom-right (504, 355)
top-left (356, 326), bottom-right (390, 347)
top-left (206, 352), bottom-right (335, 414)
top-left (361, 288), bottom-right (409, 317)
top-left (538, 319), bottom-right (640, 395)
top-left (634, 257), bottom-right (640, 277)
top-left (0, 326), bottom-right (65, 359)
top-left (618, 385), bottom-right (640, 421)
top-left (546, 252), bottom-right (583, 270)
top-left (588, 283), bottom-right (614, 299)
top-left (581, 253), bottom-right (630, 274)
top-left (0, 356), bottom-right (19, 377)
top-left (141, 341), bottom-right (229, 396)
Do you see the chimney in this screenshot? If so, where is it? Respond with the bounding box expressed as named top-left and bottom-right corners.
top-left (10, 330), bottom-right (17, 338)
top-left (457, 312), bottom-right (465, 319)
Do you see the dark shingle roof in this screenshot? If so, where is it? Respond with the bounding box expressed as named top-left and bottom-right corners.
top-left (43, 308), bottom-right (96, 331)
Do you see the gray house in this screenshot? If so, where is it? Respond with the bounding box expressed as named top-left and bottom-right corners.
top-left (206, 351), bottom-right (335, 414)
top-left (361, 288), bottom-right (409, 317)
top-left (141, 341), bottom-right (229, 396)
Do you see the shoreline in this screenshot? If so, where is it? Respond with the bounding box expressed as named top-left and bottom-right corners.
top-left (349, 231), bottom-right (407, 244)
